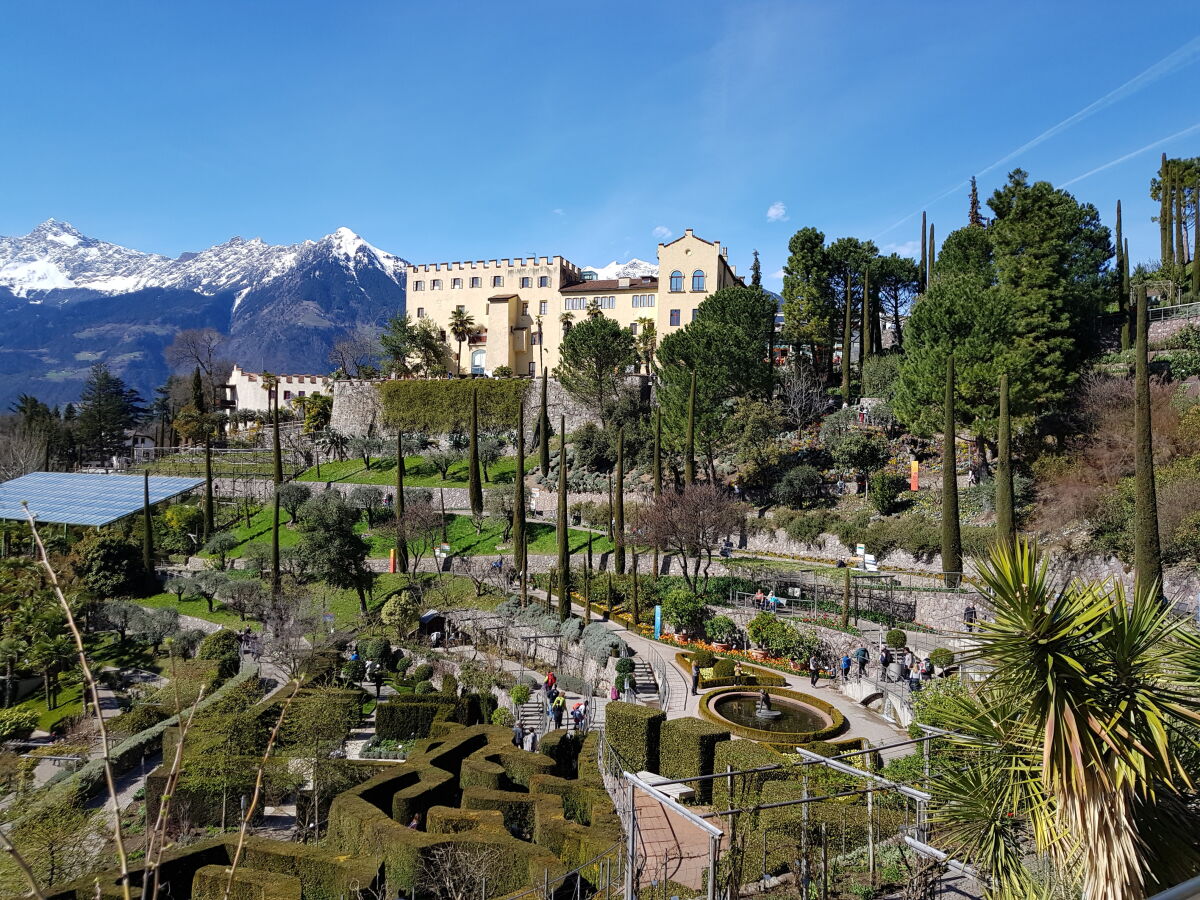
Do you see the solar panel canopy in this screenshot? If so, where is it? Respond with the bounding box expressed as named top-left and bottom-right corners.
top-left (0, 472), bottom-right (204, 527)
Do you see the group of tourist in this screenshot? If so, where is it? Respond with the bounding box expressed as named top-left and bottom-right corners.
top-left (541, 671), bottom-right (590, 732)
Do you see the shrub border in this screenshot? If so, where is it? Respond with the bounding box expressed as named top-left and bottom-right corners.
top-left (697, 686), bottom-right (846, 745)
top-left (674, 652), bottom-right (787, 689)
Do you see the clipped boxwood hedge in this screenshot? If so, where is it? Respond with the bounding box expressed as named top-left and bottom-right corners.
top-left (604, 701), bottom-right (665, 772)
top-left (674, 652), bottom-right (787, 689)
top-left (698, 686), bottom-right (845, 746)
top-left (376, 695), bottom-right (457, 739)
top-left (192, 864), bottom-right (301, 899)
top-left (711, 739), bottom-right (786, 809)
top-left (658, 717), bottom-right (730, 802)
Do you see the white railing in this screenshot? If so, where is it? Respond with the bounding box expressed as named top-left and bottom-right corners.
top-left (1149, 300), bottom-right (1200, 322)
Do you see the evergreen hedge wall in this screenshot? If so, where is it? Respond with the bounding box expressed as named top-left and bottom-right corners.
top-left (604, 701), bottom-right (665, 772)
top-left (658, 717), bottom-right (730, 801)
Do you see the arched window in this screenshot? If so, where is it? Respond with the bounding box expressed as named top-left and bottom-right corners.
top-left (669, 270), bottom-right (683, 292)
top-left (470, 349), bottom-right (486, 375)
top-left (691, 270), bottom-right (705, 291)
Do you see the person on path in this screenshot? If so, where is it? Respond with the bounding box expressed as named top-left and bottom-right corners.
top-left (808, 655), bottom-right (820, 688)
top-left (524, 728), bottom-right (538, 752)
top-left (753, 588), bottom-right (765, 608)
top-left (733, 662), bottom-right (743, 685)
top-left (610, 683), bottom-right (619, 701)
top-left (879, 646), bottom-right (892, 682)
top-left (854, 645), bottom-right (869, 677)
top-left (691, 661), bottom-right (700, 696)
top-left (920, 657), bottom-right (933, 681)
top-left (512, 722), bottom-right (524, 747)
top-left (840, 653), bottom-right (852, 681)
top-left (544, 671), bottom-right (557, 697)
top-left (552, 694), bottom-right (566, 728)
top-left (407, 813), bottom-right (422, 830)
top-left (901, 649), bottom-right (914, 683)
top-left (964, 603), bottom-right (977, 633)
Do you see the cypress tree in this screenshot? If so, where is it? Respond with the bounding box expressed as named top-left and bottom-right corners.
top-left (270, 383), bottom-right (281, 593)
top-left (841, 270), bottom-right (854, 405)
top-left (556, 414), bottom-right (570, 620)
top-left (585, 531), bottom-right (594, 620)
top-left (652, 407), bottom-right (661, 581)
top-left (538, 370), bottom-right (551, 478)
top-left (202, 438), bottom-right (214, 542)
top-left (468, 387), bottom-right (483, 520)
top-left (395, 429), bottom-right (408, 573)
top-left (928, 223), bottom-right (936, 283)
top-left (614, 428), bottom-right (626, 575)
top-left (629, 564), bottom-right (638, 629)
top-left (605, 572), bottom-right (614, 621)
top-left (1175, 171), bottom-right (1186, 268)
top-left (941, 354), bottom-right (962, 586)
top-left (1134, 284), bottom-right (1163, 599)
top-left (512, 404), bottom-right (527, 584)
top-left (861, 266), bottom-right (873, 364)
top-left (1160, 153), bottom-right (1173, 265)
top-left (968, 177), bottom-right (982, 226)
top-left (750, 249), bottom-right (762, 288)
top-left (995, 373), bottom-right (1015, 548)
top-left (1193, 179), bottom-right (1200, 299)
top-left (684, 371), bottom-right (697, 486)
top-left (1116, 200), bottom-right (1130, 351)
top-left (545, 568), bottom-right (555, 614)
top-left (142, 470), bottom-right (154, 579)
top-left (919, 211), bottom-right (927, 292)
top-left (191, 367), bottom-right (206, 413)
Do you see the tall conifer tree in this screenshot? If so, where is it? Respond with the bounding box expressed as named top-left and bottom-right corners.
top-left (395, 429), bottom-right (408, 573)
top-left (841, 270), bottom-right (854, 404)
top-left (614, 428), bottom-right (626, 575)
top-left (652, 407), bottom-right (662, 581)
top-left (538, 370), bottom-right (551, 477)
top-left (512, 404), bottom-right (527, 601)
top-left (468, 387), bottom-right (483, 519)
top-left (556, 414), bottom-right (570, 620)
top-left (684, 371), bottom-right (696, 486)
top-left (750, 249), bottom-right (762, 288)
top-left (1134, 285), bottom-right (1163, 599)
top-left (928, 223), bottom-right (936, 283)
top-left (1193, 180), bottom-right (1200, 299)
top-left (920, 211), bottom-right (927, 292)
top-left (941, 354), bottom-right (962, 585)
top-left (1116, 200), bottom-right (1129, 351)
top-left (1159, 153), bottom-right (1173, 265)
top-left (968, 177), bottom-right (983, 226)
top-left (995, 373), bottom-right (1015, 547)
top-left (860, 266), bottom-right (873, 363)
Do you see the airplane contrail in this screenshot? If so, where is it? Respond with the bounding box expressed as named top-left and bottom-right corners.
top-left (1060, 121), bottom-right (1200, 187)
top-left (873, 33), bottom-right (1200, 240)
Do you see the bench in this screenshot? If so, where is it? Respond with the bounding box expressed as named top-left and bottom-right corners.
top-left (636, 770), bottom-right (696, 802)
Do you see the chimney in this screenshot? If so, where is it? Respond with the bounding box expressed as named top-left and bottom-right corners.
top-left (684, 228), bottom-right (694, 238)
top-left (619, 277), bottom-right (631, 288)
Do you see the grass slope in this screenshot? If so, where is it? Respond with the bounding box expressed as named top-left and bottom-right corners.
top-left (297, 454), bottom-right (530, 487)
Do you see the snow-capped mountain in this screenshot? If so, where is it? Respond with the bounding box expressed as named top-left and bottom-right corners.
top-left (0, 220), bottom-right (409, 408)
top-left (0, 219), bottom-right (406, 304)
top-left (581, 258), bottom-right (658, 281)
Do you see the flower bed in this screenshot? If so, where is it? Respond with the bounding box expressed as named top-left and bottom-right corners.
top-left (673, 651), bottom-right (787, 689)
top-left (359, 736), bottom-right (414, 760)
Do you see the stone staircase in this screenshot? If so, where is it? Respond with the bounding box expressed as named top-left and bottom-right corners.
top-left (631, 658), bottom-right (662, 708)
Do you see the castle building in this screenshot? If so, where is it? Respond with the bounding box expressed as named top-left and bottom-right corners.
top-left (224, 364), bottom-right (332, 413)
top-left (404, 229), bottom-right (741, 376)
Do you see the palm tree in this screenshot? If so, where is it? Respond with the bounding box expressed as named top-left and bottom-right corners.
top-left (560, 312), bottom-right (575, 335)
top-left (448, 308), bottom-right (475, 375)
top-left (930, 539), bottom-right (1200, 900)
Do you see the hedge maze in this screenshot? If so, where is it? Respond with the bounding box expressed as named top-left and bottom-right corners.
top-left (50, 723), bottom-right (620, 900)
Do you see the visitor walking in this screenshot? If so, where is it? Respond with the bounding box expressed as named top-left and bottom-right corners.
top-left (552, 694), bottom-right (566, 728)
top-left (879, 646), bottom-right (892, 682)
top-left (544, 671), bottom-right (557, 697)
top-left (808, 654), bottom-right (820, 688)
top-left (920, 657), bottom-right (933, 681)
top-left (733, 662), bottom-right (743, 685)
top-left (900, 649), bottom-right (914, 683)
top-left (964, 603), bottom-right (977, 633)
top-left (840, 653), bottom-right (851, 681)
top-left (691, 661), bottom-right (700, 696)
top-left (512, 721), bottom-right (524, 747)
top-left (854, 645), bottom-right (869, 677)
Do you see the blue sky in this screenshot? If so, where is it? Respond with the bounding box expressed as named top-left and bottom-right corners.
top-left (2, 1), bottom-right (1198, 287)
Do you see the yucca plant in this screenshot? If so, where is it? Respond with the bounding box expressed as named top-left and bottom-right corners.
top-left (929, 539), bottom-right (1200, 899)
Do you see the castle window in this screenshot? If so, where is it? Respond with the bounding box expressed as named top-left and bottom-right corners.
top-left (564, 297), bottom-right (587, 311)
top-left (538, 276), bottom-right (550, 288)
top-left (632, 294), bottom-right (656, 308)
top-left (520, 276), bottom-right (532, 288)
top-left (629, 322), bottom-right (638, 336)
top-left (597, 296), bottom-right (615, 309)
top-left (471, 276), bottom-right (482, 288)
top-left (528, 362), bottom-right (536, 375)
top-left (539, 301), bottom-right (548, 315)
top-left (670, 309), bottom-right (681, 326)
top-left (413, 280), bottom-right (425, 291)
top-left (456, 305), bottom-right (465, 314)
top-left (431, 279), bottom-right (442, 290)
top-left (669, 271), bottom-right (683, 292)
top-left (492, 275), bottom-right (504, 288)
top-left (691, 270), bottom-right (705, 291)
top-left (691, 308), bottom-right (699, 322)
top-left (522, 302), bottom-right (529, 316)
top-left (417, 307), bottom-right (425, 318)
top-left (452, 277), bottom-right (463, 289)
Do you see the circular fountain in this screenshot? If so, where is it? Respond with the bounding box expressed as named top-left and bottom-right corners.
top-left (700, 687), bottom-right (846, 743)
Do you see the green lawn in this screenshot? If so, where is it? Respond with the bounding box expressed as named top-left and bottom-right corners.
top-left (14, 634), bottom-right (166, 732)
top-left (297, 454), bottom-right (531, 487)
top-left (140, 590), bottom-right (260, 630)
top-left (217, 506), bottom-right (611, 561)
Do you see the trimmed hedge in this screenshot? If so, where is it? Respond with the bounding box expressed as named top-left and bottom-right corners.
top-left (192, 865), bottom-right (300, 900)
top-left (376, 695), bottom-right (457, 739)
top-left (674, 651), bottom-right (787, 689)
top-left (711, 740), bottom-right (786, 809)
top-left (698, 686), bottom-right (846, 746)
top-left (426, 806), bottom-right (506, 834)
top-left (379, 378), bottom-right (529, 434)
top-left (658, 717), bottom-right (730, 802)
top-left (604, 702), bottom-right (665, 772)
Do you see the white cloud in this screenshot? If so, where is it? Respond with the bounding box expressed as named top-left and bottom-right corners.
top-left (552, 208), bottom-right (565, 216)
top-left (769, 268), bottom-right (785, 284)
top-left (652, 225), bottom-right (672, 240)
top-left (766, 201), bottom-right (788, 223)
top-left (882, 240), bottom-right (920, 258)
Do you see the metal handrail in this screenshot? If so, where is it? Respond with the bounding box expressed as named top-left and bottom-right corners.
top-left (1149, 300), bottom-right (1200, 322)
